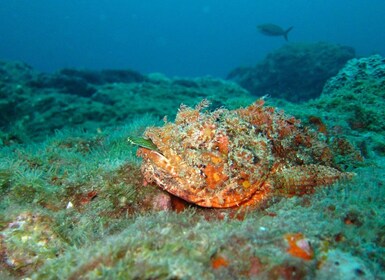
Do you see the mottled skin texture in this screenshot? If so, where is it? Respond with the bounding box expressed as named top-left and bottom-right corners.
top-left (137, 100), bottom-right (354, 208)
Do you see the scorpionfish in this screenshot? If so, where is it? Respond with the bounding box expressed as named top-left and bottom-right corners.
top-left (134, 99), bottom-right (354, 208)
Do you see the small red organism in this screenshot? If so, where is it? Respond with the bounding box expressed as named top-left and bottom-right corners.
top-left (211, 255), bottom-right (229, 269)
top-left (285, 233), bottom-right (314, 261)
top-left (80, 190), bottom-right (98, 205)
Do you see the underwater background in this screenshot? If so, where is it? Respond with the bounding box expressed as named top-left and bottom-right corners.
top-left (1, 1), bottom-right (385, 279)
top-left (1, 0), bottom-right (385, 76)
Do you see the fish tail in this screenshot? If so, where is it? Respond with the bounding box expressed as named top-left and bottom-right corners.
top-left (284, 26), bottom-right (293, 41)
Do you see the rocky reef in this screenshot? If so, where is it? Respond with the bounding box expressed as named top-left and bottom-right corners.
top-left (1, 55), bottom-right (385, 279)
top-left (227, 42), bottom-right (355, 102)
top-left (0, 61), bottom-right (253, 143)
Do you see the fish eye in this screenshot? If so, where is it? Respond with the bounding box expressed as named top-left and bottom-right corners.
top-left (253, 155), bottom-right (261, 164)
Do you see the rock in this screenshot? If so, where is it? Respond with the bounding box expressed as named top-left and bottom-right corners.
top-left (322, 54), bottom-right (385, 95)
top-left (228, 42), bottom-right (355, 102)
top-left (317, 55), bottom-right (385, 134)
top-left (316, 250), bottom-right (374, 280)
top-left (0, 61), bottom-right (253, 141)
top-left (28, 68), bottom-right (147, 97)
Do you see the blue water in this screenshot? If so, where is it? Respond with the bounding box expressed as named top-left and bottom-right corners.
top-left (1, 0), bottom-right (384, 77)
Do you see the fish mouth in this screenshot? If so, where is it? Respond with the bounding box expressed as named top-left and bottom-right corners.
top-left (137, 147), bottom-right (173, 173)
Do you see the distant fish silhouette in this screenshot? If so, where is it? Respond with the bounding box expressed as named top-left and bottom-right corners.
top-left (257, 24), bottom-right (293, 41)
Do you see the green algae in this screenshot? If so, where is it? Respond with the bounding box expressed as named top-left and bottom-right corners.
top-left (32, 168), bottom-right (385, 279)
top-left (0, 112), bottom-right (382, 279)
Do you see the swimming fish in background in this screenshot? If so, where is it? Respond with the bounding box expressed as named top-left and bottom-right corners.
top-left (257, 24), bottom-right (293, 41)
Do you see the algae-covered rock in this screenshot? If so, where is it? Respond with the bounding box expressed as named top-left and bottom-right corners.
top-left (322, 54), bottom-right (385, 95)
top-left (0, 61), bottom-right (38, 84)
top-left (265, 55), bottom-right (385, 160)
top-left (228, 42), bottom-right (355, 102)
top-left (305, 55), bottom-right (385, 157)
top-left (1, 56), bottom-right (385, 279)
top-left (28, 68), bottom-right (147, 97)
top-left (0, 211), bottom-right (67, 277)
top-left (32, 211), bottom-right (319, 279)
top-left (316, 250), bottom-right (374, 280)
top-left (0, 62), bottom-right (253, 142)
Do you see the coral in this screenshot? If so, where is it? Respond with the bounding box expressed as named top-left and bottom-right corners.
top-left (227, 42), bottom-right (355, 102)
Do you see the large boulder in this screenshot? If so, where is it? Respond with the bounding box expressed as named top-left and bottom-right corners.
top-left (318, 54), bottom-right (385, 133)
top-left (228, 42), bottom-right (355, 102)
top-left (304, 54), bottom-right (385, 157)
